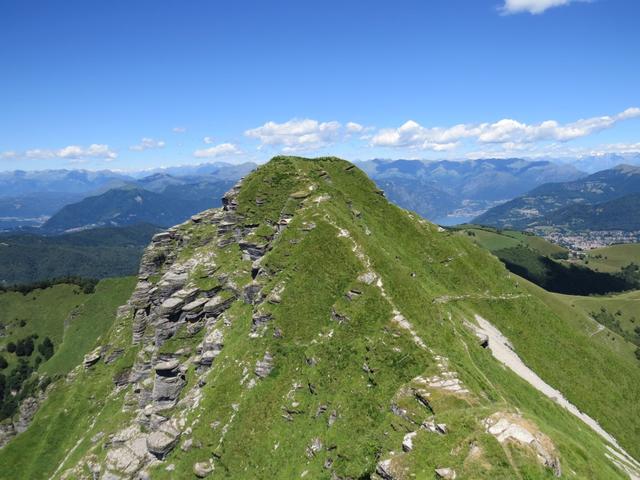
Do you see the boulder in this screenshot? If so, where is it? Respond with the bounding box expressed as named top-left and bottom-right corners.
top-left (158, 296), bottom-right (185, 316)
top-left (402, 431), bottom-right (417, 452)
top-left (182, 297), bottom-right (208, 313)
top-left (255, 351), bottom-right (274, 378)
top-left (435, 468), bottom-right (457, 479)
top-left (105, 446), bottom-right (142, 475)
top-left (357, 271), bottom-right (377, 285)
top-left (154, 359), bottom-right (180, 373)
top-left (242, 282), bottom-right (264, 304)
top-left (193, 461), bottom-right (214, 478)
top-left (146, 430), bottom-right (179, 459)
top-left (422, 420), bottom-right (447, 435)
top-left (203, 294), bottom-right (236, 316)
top-left (83, 347), bottom-right (102, 368)
top-left (375, 459), bottom-right (396, 480)
top-left (239, 241), bottom-right (268, 261)
top-left (305, 437), bottom-right (323, 458)
top-left (153, 374), bottom-right (186, 408)
top-left (152, 232), bottom-right (172, 242)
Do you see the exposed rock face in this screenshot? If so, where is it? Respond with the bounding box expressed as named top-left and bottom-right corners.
top-left (83, 347), bottom-right (103, 368)
top-left (484, 412), bottom-right (561, 477)
top-left (375, 459), bottom-right (396, 480)
top-left (146, 429), bottom-right (179, 459)
top-left (50, 176), bottom-right (290, 477)
top-left (255, 351), bottom-right (274, 378)
top-left (402, 431), bottom-right (417, 452)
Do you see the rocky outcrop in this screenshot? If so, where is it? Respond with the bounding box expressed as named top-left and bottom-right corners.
top-left (255, 351), bottom-right (274, 378)
top-left (484, 412), bottom-right (561, 477)
top-left (83, 347), bottom-right (103, 368)
top-left (53, 176), bottom-right (295, 477)
top-left (435, 467), bottom-right (457, 479)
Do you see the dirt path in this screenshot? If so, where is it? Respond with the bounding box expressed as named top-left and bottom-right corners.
top-left (472, 314), bottom-right (640, 480)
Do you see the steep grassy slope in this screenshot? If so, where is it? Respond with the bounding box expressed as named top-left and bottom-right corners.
top-left (0, 277), bottom-right (136, 422)
top-left (453, 226), bottom-right (635, 295)
top-left (456, 226), bottom-right (569, 257)
top-left (1, 157), bottom-right (638, 479)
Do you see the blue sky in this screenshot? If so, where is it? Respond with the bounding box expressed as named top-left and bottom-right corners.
top-left (1, 0), bottom-right (639, 170)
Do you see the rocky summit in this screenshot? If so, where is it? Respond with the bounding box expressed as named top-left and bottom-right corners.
top-left (1, 156), bottom-right (640, 479)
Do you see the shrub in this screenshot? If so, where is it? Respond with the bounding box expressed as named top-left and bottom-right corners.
top-left (15, 337), bottom-right (35, 357)
top-left (38, 337), bottom-right (54, 360)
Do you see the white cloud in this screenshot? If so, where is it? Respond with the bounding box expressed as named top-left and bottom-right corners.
top-left (501, 0), bottom-right (582, 15)
top-left (346, 122), bottom-right (365, 133)
top-left (203, 136), bottom-right (214, 144)
top-left (193, 143), bottom-right (241, 158)
top-left (172, 127), bottom-right (187, 133)
top-left (130, 138), bottom-right (166, 151)
top-left (11, 144), bottom-right (119, 161)
top-left (245, 118), bottom-right (342, 152)
top-left (0, 151), bottom-right (18, 160)
top-left (371, 108), bottom-right (640, 151)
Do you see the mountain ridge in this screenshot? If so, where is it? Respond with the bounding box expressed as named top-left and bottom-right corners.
top-left (474, 164), bottom-right (640, 235)
top-left (1, 156), bottom-right (638, 479)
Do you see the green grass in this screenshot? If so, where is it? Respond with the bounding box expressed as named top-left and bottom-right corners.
top-left (455, 225), bottom-right (569, 258)
top-left (572, 243), bottom-right (640, 273)
top-left (2, 157), bottom-right (638, 479)
top-left (41, 277), bottom-right (137, 376)
top-left (0, 284), bottom-right (90, 371)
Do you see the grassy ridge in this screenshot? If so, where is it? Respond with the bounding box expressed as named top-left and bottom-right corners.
top-left (1, 157), bottom-right (637, 479)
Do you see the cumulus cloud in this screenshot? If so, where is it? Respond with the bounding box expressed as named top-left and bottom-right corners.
top-left (2, 144), bottom-right (119, 161)
top-left (371, 108), bottom-right (640, 151)
top-left (193, 143), bottom-right (241, 158)
top-left (130, 138), bottom-right (166, 151)
top-left (245, 118), bottom-right (343, 152)
top-left (172, 127), bottom-right (187, 133)
top-left (501, 0), bottom-right (582, 15)
top-left (203, 136), bottom-right (214, 144)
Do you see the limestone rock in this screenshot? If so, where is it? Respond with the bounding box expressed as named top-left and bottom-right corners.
top-left (255, 351), bottom-right (274, 378)
top-left (305, 437), bottom-right (323, 458)
top-left (484, 412), bottom-right (561, 477)
top-left (182, 297), bottom-right (208, 313)
top-left (154, 359), bottom-right (180, 373)
top-left (375, 459), bottom-right (396, 480)
top-left (158, 296), bottom-right (185, 316)
top-left (203, 294), bottom-right (236, 316)
top-left (83, 347), bottom-right (102, 368)
top-left (194, 461), bottom-right (214, 478)
top-left (357, 271), bottom-right (377, 285)
top-left (402, 431), bottom-right (417, 452)
top-left (146, 430), bottom-right (179, 459)
top-left (435, 467), bottom-right (457, 479)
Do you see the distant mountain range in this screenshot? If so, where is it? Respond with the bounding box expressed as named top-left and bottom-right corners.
top-left (0, 162), bottom-right (257, 231)
top-left (475, 164), bottom-right (640, 235)
top-left (558, 152), bottom-right (640, 173)
top-left (42, 179), bottom-right (236, 233)
top-left (358, 158), bottom-right (585, 223)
